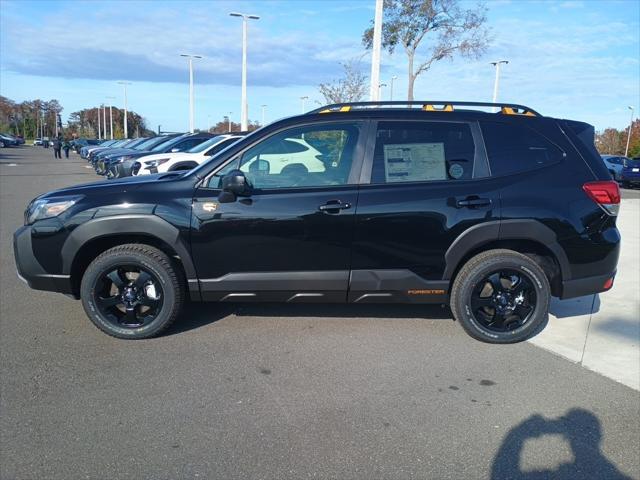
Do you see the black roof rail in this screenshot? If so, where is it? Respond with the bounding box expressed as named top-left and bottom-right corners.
top-left (308, 101), bottom-right (541, 117)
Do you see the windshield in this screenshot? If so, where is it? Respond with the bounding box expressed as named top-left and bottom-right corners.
top-left (151, 135), bottom-right (187, 152)
top-left (187, 136), bottom-right (224, 153)
top-left (132, 137), bottom-right (164, 150)
top-left (624, 158), bottom-right (640, 168)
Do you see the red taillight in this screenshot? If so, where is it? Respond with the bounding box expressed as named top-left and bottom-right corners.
top-left (582, 181), bottom-right (620, 215)
top-left (603, 277), bottom-right (614, 290)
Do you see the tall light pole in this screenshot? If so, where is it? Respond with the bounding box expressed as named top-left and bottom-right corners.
top-left (227, 112), bottom-right (233, 133)
top-left (97, 105), bottom-right (101, 140)
top-left (106, 96), bottom-right (115, 139)
top-left (300, 96), bottom-right (309, 114)
top-left (369, 0), bottom-right (383, 101)
top-left (625, 106), bottom-right (635, 158)
top-left (102, 104), bottom-right (106, 140)
top-left (490, 60), bottom-right (509, 111)
top-left (261, 104), bottom-right (267, 125)
top-left (230, 12), bottom-right (260, 132)
top-left (390, 75), bottom-right (397, 101)
top-left (180, 54), bottom-right (202, 133)
top-left (117, 81), bottom-right (131, 138)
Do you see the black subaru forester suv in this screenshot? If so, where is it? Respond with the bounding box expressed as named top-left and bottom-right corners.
top-left (14, 101), bottom-right (621, 343)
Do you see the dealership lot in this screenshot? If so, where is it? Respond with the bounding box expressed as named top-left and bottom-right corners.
top-left (1, 147), bottom-right (639, 479)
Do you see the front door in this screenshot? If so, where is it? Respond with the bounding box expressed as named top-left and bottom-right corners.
top-left (191, 121), bottom-right (366, 302)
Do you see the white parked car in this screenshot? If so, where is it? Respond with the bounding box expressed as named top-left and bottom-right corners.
top-left (240, 138), bottom-right (327, 174)
top-left (134, 134), bottom-right (243, 175)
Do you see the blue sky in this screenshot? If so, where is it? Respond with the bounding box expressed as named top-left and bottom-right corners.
top-left (1, 0), bottom-right (638, 132)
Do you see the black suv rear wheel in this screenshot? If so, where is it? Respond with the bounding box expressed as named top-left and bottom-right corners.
top-left (80, 244), bottom-right (184, 339)
top-left (450, 249), bottom-right (550, 344)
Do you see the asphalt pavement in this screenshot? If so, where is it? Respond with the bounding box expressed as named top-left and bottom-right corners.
top-left (1, 146), bottom-right (639, 480)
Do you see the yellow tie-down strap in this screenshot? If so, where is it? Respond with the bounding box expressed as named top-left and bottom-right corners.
top-left (423, 104), bottom-right (454, 112)
top-left (501, 106), bottom-right (536, 116)
top-left (319, 106), bottom-right (352, 113)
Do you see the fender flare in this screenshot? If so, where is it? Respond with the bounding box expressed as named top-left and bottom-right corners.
top-left (443, 219), bottom-right (571, 281)
top-left (61, 214), bottom-right (197, 279)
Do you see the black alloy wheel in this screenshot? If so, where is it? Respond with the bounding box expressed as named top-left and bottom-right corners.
top-left (93, 265), bottom-right (164, 328)
top-left (470, 269), bottom-right (536, 332)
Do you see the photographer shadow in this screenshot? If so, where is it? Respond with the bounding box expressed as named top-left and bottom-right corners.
top-left (491, 409), bottom-right (632, 480)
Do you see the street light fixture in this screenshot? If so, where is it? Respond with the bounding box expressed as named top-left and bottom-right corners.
top-left (106, 96), bottom-right (116, 139)
top-left (230, 12), bottom-right (260, 131)
top-left (117, 81), bottom-right (132, 138)
top-left (390, 75), bottom-right (397, 101)
top-left (490, 60), bottom-right (509, 111)
top-left (180, 54), bottom-right (203, 133)
top-left (300, 96), bottom-right (309, 114)
top-left (625, 106), bottom-right (635, 158)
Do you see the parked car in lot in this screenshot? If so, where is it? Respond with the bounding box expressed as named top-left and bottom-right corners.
top-left (33, 138), bottom-right (44, 146)
top-left (0, 133), bottom-right (19, 147)
top-left (600, 154), bottom-right (627, 181)
top-left (89, 138), bottom-right (150, 167)
top-left (72, 138), bottom-right (102, 154)
top-left (83, 139), bottom-right (133, 160)
top-left (95, 135), bottom-right (180, 175)
top-left (14, 101), bottom-right (621, 343)
top-left (134, 133), bottom-right (245, 175)
top-left (620, 157), bottom-right (640, 188)
top-left (106, 132), bottom-right (213, 179)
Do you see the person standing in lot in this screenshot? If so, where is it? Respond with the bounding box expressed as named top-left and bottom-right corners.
top-left (62, 139), bottom-right (71, 158)
top-left (53, 136), bottom-right (62, 159)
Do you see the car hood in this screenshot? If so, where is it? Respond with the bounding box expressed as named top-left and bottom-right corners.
top-left (36, 171), bottom-right (188, 200)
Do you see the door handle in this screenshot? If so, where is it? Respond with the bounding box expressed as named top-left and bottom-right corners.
top-left (318, 201), bottom-right (352, 213)
top-left (457, 197), bottom-right (492, 208)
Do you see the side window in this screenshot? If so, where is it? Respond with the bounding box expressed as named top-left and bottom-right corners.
top-left (207, 123), bottom-right (360, 189)
top-left (371, 121), bottom-right (477, 184)
top-left (481, 122), bottom-right (564, 176)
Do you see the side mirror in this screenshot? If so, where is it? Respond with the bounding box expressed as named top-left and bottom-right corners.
top-left (219, 169), bottom-right (251, 202)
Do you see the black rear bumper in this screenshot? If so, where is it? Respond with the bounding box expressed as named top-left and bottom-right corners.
top-left (13, 225), bottom-right (75, 296)
top-left (560, 271), bottom-right (615, 299)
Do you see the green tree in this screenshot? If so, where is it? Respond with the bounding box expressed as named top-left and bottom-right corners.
top-left (363, 0), bottom-right (491, 101)
top-left (318, 60), bottom-right (368, 104)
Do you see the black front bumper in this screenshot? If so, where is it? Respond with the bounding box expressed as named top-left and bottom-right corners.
top-left (13, 225), bottom-right (74, 296)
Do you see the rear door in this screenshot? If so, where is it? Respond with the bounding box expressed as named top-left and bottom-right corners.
top-left (350, 118), bottom-right (501, 303)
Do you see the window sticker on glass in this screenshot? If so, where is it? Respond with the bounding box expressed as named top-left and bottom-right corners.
top-left (383, 143), bottom-right (447, 182)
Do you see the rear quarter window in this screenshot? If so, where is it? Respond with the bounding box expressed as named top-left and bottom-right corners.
top-left (481, 121), bottom-right (564, 176)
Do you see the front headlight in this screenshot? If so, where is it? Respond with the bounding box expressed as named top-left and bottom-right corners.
top-left (144, 158), bottom-right (170, 168)
top-left (26, 196), bottom-right (81, 224)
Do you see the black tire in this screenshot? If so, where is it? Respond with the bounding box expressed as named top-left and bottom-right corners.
top-left (450, 249), bottom-right (550, 344)
top-left (80, 244), bottom-right (184, 339)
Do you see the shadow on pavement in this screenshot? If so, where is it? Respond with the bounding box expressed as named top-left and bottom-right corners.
top-left (167, 302), bottom-right (453, 336)
top-left (491, 409), bottom-right (632, 480)
top-left (593, 317), bottom-right (640, 342)
top-left (549, 294), bottom-right (600, 319)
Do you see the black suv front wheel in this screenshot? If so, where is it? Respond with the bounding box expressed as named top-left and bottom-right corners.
top-left (80, 244), bottom-right (184, 339)
top-left (450, 249), bottom-right (550, 344)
